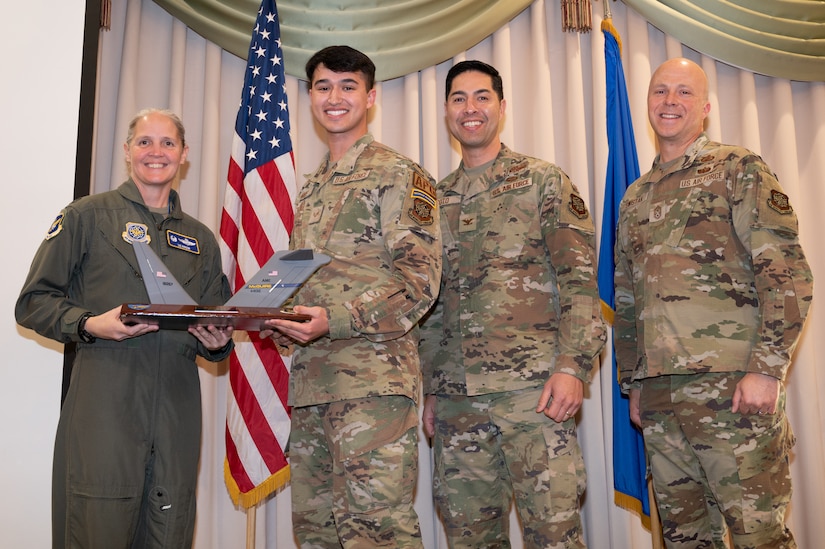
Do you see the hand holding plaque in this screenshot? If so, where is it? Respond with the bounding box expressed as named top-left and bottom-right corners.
top-left (119, 237), bottom-right (329, 331)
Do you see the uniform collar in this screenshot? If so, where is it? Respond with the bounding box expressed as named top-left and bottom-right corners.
top-left (644, 133), bottom-right (711, 185)
top-left (443, 144), bottom-right (527, 199)
top-left (117, 179), bottom-right (183, 220)
top-left (309, 134), bottom-right (375, 182)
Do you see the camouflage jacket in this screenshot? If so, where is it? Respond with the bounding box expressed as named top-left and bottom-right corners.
top-left (614, 134), bottom-right (813, 391)
top-left (419, 145), bottom-right (605, 396)
top-left (288, 134), bottom-right (441, 407)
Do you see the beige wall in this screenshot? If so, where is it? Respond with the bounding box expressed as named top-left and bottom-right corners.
top-left (1, 1), bottom-right (85, 544)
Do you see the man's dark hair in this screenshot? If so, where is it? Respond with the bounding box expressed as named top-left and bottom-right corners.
top-left (305, 45), bottom-right (376, 90)
top-left (445, 60), bottom-right (504, 102)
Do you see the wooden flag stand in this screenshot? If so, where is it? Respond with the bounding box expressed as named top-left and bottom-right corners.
top-left (246, 505), bottom-right (257, 549)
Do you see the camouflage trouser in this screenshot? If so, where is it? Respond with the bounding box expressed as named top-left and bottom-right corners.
top-left (431, 389), bottom-right (587, 548)
top-left (640, 373), bottom-right (796, 549)
top-left (290, 395), bottom-right (423, 549)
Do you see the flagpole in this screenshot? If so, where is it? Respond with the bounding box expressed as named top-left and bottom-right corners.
top-left (246, 505), bottom-right (256, 549)
top-left (600, 2), bottom-right (663, 547)
top-left (222, 0), bottom-right (296, 534)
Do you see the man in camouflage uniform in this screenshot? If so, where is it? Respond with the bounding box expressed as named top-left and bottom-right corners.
top-left (614, 58), bottom-right (813, 549)
top-left (263, 46), bottom-right (440, 548)
top-left (419, 60), bottom-right (605, 548)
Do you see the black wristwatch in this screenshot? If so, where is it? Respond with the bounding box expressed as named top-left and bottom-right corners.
top-left (77, 312), bottom-right (96, 344)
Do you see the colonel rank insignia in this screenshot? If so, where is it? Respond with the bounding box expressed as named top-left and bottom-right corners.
top-left (407, 172), bottom-right (437, 226)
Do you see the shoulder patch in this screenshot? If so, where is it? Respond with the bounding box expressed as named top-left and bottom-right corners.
top-left (45, 211), bottom-right (66, 240)
top-left (568, 193), bottom-right (589, 220)
top-left (767, 189), bottom-right (793, 215)
top-left (406, 170), bottom-right (436, 226)
top-left (410, 171), bottom-right (437, 208)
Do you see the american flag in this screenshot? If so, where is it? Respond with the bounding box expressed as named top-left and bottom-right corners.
top-left (219, 0), bottom-right (296, 508)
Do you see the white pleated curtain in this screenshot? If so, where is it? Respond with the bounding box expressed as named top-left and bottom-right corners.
top-left (92, 1), bottom-right (825, 548)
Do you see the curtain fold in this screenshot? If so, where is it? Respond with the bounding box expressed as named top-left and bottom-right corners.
top-left (95, 0), bottom-right (825, 547)
top-left (151, 0), bottom-right (535, 80)
top-left (151, 0), bottom-right (825, 82)
top-left (622, 0), bottom-right (825, 81)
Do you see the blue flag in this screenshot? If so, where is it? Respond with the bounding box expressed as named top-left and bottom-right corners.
top-left (598, 18), bottom-right (651, 525)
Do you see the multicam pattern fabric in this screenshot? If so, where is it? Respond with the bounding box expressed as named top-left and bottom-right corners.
top-left (290, 397), bottom-right (422, 548)
top-left (288, 134), bottom-right (441, 407)
top-left (420, 145), bottom-right (605, 397)
top-left (614, 134), bottom-right (813, 391)
top-left (614, 134), bottom-right (812, 548)
top-left (640, 373), bottom-right (796, 548)
top-left (432, 389), bottom-right (587, 549)
top-left (419, 145), bottom-right (603, 548)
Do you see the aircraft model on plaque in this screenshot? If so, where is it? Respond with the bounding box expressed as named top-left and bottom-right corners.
top-left (119, 233), bottom-right (330, 331)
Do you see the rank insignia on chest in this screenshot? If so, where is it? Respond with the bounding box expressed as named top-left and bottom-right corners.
top-left (167, 230), bottom-right (200, 254)
top-left (122, 222), bottom-right (151, 244)
top-left (568, 194), bottom-right (589, 220)
top-left (767, 189), bottom-right (793, 214)
top-left (309, 205), bottom-right (325, 224)
top-left (459, 214), bottom-right (477, 232)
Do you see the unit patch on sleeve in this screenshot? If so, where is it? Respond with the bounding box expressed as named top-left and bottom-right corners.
top-left (406, 171), bottom-right (437, 226)
top-left (568, 193), bottom-right (589, 220)
top-left (45, 211), bottom-right (66, 240)
top-left (767, 189), bottom-right (793, 215)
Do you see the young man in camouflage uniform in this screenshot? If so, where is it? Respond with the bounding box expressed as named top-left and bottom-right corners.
top-left (263, 46), bottom-right (441, 548)
top-left (614, 58), bottom-right (813, 548)
top-left (419, 60), bottom-right (605, 548)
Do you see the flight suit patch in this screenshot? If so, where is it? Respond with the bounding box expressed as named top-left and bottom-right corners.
top-left (122, 222), bottom-right (151, 244)
top-left (167, 231), bottom-right (200, 254)
top-left (45, 211), bottom-right (65, 240)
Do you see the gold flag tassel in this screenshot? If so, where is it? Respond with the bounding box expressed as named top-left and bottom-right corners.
top-left (101, 0), bottom-right (112, 31)
top-left (561, 0), bottom-right (592, 33)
